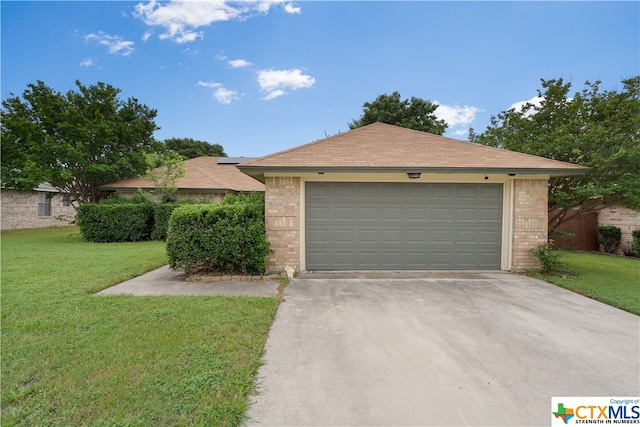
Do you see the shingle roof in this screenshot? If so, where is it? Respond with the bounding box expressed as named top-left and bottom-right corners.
top-left (239, 122), bottom-right (590, 177)
top-left (101, 156), bottom-right (264, 192)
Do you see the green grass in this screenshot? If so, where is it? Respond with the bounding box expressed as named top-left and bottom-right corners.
top-left (533, 251), bottom-right (640, 315)
top-left (1, 227), bottom-right (279, 426)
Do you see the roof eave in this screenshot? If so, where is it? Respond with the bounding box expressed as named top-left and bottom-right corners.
top-left (237, 166), bottom-right (591, 181)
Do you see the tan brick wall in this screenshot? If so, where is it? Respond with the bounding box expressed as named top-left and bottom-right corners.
top-left (264, 176), bottom-right (300, 272)
top-left (598, 206), bottom-right (640, 254)
top-left (1, 190), bottom-right (76, 230)
top-left (511, 179), bottom-right (548, 270)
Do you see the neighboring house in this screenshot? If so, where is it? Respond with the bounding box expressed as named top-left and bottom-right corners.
top-left (238, 122), bottom-right (590, 272)
top-left (101, 156), bottom-right (265, 202)
top-left (1, 183), bottom-right (76, 230)
top-left (597, 206), bottom-right (640, 255)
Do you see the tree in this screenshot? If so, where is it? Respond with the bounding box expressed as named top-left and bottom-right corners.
top-left (164, 137), bottom-right (226, 159)
top-left (144, 150), bottom-right (186, 203)
top-left (1, 80), bottom-right (160, 206)
top-left (349, 91), bottom-right (448, 135)
top-left (469, 77), bottom-right (640, 233)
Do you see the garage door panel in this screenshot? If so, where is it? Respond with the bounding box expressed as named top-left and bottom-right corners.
top-left (357, 229), bottom-right (379, 243)
top-left (481, 208), bottom-right (502, 221)
top-left (382, 207), bottom-right (404, 221)
top-left (432, 208), bottom-right (453, 221)
top-left (306, 182), bottom-right (502, 270)
top-left (432, 186), bottom-right (453, 198)
top-left (481, 185), bottom-right (502, 198)
top-left (359, 207), bottom-right (378, 220)
top-left (457, 186), bottom-right (478, 198)
top-left (307, 206), bottom-right (329, 219)
top-left (457, 208), bottom-right (477, 221)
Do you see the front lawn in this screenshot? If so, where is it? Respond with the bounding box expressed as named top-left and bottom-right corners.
top-left (1, 227), bottom-right (279, 426)
top-left (533, 251), bottom-right (639, 316)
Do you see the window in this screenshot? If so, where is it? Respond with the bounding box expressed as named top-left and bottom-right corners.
top-left (37, 192), bottom-right (51, 216)
top-left (62, 194), bottom-right (71, 207)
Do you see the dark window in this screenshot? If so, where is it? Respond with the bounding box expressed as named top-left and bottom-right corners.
top-left (37, 192), bottom-right (51, 216)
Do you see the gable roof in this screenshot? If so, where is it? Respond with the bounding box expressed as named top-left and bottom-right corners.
top-left (101, 156), bottom-right (264, 192)
top-left (238, 122), bottom-right (590, 179)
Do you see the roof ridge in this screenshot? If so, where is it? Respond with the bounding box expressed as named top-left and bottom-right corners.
top-left (241, 123), bottom-right (381, 166)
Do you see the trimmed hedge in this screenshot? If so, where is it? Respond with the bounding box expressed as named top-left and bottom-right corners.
top-left (632, 230), bottom-right (640, 257)
top-left (598, 225), bottom-right (622, 254)
top-left (153, 203), bottom-right (186, 241)
top-left (77, 203), bottom-right (154, 242)
top-left (166, 201), bottom-right (269, 275)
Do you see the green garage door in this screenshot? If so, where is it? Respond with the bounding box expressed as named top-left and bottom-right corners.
top-left (305, 182), bottom-right (503, 270)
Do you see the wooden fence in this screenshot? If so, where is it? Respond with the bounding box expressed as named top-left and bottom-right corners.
top-left (549, 209), bottom-right (598, 251)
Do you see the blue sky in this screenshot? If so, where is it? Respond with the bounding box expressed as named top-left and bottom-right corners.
top-left (2, 1), bottom-right (638, 157)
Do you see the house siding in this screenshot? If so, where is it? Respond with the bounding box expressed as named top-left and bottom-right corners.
top-left (511, 179), bottom-right (548, 270)
top-left (1, 189), bottom-right (76, 230)
top-left (597, 206), bottom-right (640, 255)
top-left (264, 176), bottom-right (301, 272)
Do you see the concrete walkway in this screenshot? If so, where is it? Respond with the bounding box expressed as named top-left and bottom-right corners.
top-left (96, 265), bottom-right (279, 297)
top-left (246, 271), bottom-right (639, 426)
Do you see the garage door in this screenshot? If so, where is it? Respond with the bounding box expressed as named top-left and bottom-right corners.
top-left (305, 182), bottom-right (503, 270)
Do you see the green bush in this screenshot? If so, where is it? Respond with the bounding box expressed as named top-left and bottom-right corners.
top-left (632, 230), bottom-right (640, 257)
top-left (529, 243), bottom-right (565, 273)
top-left (152, 200), bottom-right (210, 240)
top-left (166, 202), bottom-right (269, 275)
top-left (222, 192), bottom-right (264, 211)
top-left (77, 203), bottom-right (154, 242)
top-left (598, 225), bottom-right (622, 254)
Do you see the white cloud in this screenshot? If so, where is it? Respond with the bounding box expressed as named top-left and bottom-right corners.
top-left (198, 81), bottom-right (239, 104)
top-left (284, 2), bottom-right (301, 14)
top-left (80, 57), bottom-right (96, 67)
top-left (509, 95), bottom-right (544, 116)
top-left (84, 32), bottom-right (135, 56)
top-left (451, 129), bottom-right (468, 136)
top-left (134, 0), bottom-right (300, 44)
top-left (257, 68), bottom-right (315, 100)
top-left (262, 89), bottom-right (286, 101)
top-left (433, 102), bottom-right (483, 128)
top-left (229, 59), bottom-right (252, 68)
top-left (142, 31), bottom-right (152, 42)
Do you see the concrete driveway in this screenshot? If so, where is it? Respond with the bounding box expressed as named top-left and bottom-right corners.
top-left (246, 271), bottom-right (639, 426)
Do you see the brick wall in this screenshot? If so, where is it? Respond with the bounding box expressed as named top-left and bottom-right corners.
top-left (512, 179), bottom-right (548, 270)
top-left (264, 176), bottom-right (300, 272)
top-left (1, 190), bottom-right (76, 230)
top-left (597, 206), bottom-right (640, 254)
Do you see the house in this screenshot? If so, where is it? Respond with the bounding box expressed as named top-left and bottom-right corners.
top-left (238, 122), bottom-right (590, 272)
top-left (101, 156), bottom-right (264, 202)
top-left (597, 206), bottom-right (640, 255)
top-left (1, 183), bottom-right (76, 230)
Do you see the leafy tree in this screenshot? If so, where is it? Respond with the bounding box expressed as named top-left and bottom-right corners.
top-left (144, 150), bottom-right (186, 203)
top-left (1, 80), bottom-right (160, 206)
top-left (349, 91), bottom-right (448, 135)
top-left (469, 77), bottom-right (640, 232)
top-left (164, 137), bottom-right (226, 159)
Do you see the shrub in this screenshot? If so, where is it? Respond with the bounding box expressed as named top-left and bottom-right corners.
top-left (529, 243), bottom-right (565, 274)
top-left (152, 200), bottom-right (209, 240)
top-left (166, 202), bottom-right (269, 275)
top-left (632, 230), bottom-right (640, 257)
top-left (598, 225), bottom-right (622, 254)
top-left (77, 203), bottom-right (154, 242)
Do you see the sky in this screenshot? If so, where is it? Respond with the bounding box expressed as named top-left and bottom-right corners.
top-left (2, 1), bottom-right (638, 157)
